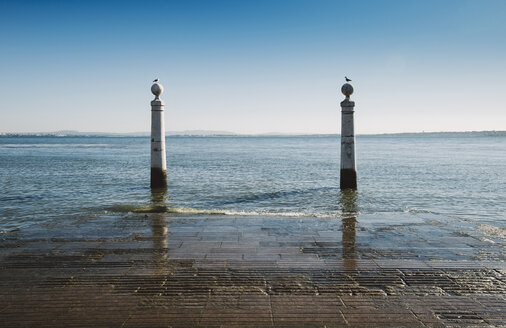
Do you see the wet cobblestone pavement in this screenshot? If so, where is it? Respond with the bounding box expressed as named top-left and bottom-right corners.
top-left (1, 212), bottom-right (505, 327)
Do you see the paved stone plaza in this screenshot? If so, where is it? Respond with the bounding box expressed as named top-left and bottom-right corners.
top-left (1, 213), bottom-right (505, 327)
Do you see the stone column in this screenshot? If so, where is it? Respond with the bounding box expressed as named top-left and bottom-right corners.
top-left (150, 82), bottom-right (167, 189)
top-left (340, 83), bottom-right (357, 190)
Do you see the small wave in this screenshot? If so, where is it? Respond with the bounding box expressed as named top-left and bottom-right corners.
top-left (203, 187), bottom-right (338, 207)
top-left (403, 210), bottom-right (506, 241)
top-left (476, 223), bottom-right (506, 241)
top-left (107, 204), bottom-right (339, 218)
top-left (403, 208), bottom-right (433, 214)
top-left (0, 194), bottom-right (44, 202)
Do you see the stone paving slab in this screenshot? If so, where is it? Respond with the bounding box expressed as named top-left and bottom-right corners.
top-left (0, 213), bottom-right (505, 327)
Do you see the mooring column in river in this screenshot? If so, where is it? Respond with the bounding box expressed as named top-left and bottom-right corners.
top-left (150, 82), bottom-right (167, 189)
top-left (340, 83), bottom-right (357, 190)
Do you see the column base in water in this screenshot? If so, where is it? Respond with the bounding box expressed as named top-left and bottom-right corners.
top-left (340, 169), bottom-right (357, 190)
top-left (150, 168), bottom-right (167, 189)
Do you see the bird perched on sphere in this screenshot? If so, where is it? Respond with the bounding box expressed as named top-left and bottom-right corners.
top-left (345, 76), bottom-right (352, 82)
top-left (153, 78), bottom-right (159, 83)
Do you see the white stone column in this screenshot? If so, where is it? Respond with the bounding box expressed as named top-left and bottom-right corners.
top-left (150, 82), bottom-right (167, 189)
top-left (340, 83), bottom-right (357, 189)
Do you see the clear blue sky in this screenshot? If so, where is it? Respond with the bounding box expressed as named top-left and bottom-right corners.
top-left (1, 0), bottom-right (505, 134)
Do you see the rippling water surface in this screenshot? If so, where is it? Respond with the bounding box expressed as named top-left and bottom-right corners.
top-left (1, 135), bottom-right (505, 229)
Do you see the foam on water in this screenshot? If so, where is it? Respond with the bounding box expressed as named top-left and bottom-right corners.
top-left (476, 223), bottom-right (506, 241)
top-left (108, 204), bottom-right (337, 218)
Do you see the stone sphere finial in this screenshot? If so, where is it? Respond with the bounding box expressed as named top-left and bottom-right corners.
top-left (341, 83), bottom-right (354, 98)
top-left (151, 83), bottom-right (163, 97)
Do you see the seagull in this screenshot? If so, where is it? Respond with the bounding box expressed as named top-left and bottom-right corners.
top-left (345, 76), bottom-right (352, 82)
top-left (153, 78), bottom-right (159, 83)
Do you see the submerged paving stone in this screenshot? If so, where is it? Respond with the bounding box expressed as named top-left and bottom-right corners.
top-left (0, 213), bottom-right (505, 327)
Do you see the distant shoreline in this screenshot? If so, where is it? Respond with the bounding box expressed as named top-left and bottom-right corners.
top-left (1, 130), bottom-right (505, 138)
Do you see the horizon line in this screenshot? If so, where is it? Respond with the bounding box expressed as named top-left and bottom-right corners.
top-left (1, 129), bottom-right (506, 137)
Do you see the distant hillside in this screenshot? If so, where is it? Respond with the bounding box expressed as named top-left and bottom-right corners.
top-left (166, 130), bottom-right (238, 136)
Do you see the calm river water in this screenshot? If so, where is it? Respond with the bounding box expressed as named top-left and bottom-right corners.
top-left (1, 135), bottom-right (505, 230)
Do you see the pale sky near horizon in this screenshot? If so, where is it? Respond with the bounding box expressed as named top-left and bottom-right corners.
top-left (0, 0), bottom-right (505, 134)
